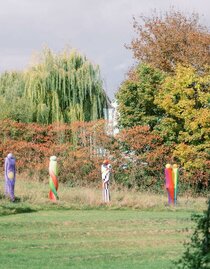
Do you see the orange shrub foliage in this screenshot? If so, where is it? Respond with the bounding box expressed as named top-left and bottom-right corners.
top-left (118, 126), bottom-right (161, 152)
top-left (0, 120), bottom-right (207, 190)
top-left (0, 120), bottom-right (112, 185)
top-left (115, 126), bottom-right (173, 189)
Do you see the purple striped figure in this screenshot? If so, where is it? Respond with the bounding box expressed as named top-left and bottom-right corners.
top-left (5, 153), bottom-right (16, 202)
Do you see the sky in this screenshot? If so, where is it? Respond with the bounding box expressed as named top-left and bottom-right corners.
top-left (0, 0), bottom-right (210, 99)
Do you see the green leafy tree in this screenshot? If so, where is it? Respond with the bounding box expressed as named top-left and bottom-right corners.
top-left (0, 48), bottom-right (109, 124)
top-left (0, 72), bottom-right (33, 122)
top-left (155, 65), bottom-right (210, 186)
top-left (116, 64), bottom-right (164, 128)
top-left (24, 48), bottom-right (108, 124)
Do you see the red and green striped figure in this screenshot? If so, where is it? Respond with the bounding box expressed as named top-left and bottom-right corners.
top-left (172, 164), bottom-right (179, 205)
top-left (49, 156), bottom-right (59, 201)
top-left (165, 163), bottom-right (174, 205)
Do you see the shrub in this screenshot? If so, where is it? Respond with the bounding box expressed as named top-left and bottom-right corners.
top-left (175, 198), bottom-right (210, 269)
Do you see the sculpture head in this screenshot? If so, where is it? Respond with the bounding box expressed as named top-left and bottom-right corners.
top-left (7, 153), bottom-right (14, 159)
top-left (173, 164), bottom-right (178, 168)
top-left (50, 156), bottom-right (57, 161)
top-left (103, 159), bottom-right (109, 165)
top-left (165, 163), bottom-right (171, 168)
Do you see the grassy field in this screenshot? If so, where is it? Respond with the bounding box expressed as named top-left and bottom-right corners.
top-left (0, 178), bottom-right (208, 269)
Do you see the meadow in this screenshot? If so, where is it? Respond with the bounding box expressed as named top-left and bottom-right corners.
top-left (0, 178), bottom-right (207, 269)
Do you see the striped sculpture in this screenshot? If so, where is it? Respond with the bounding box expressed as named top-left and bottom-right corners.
top-left (101, 160), bottom-right (111, 203)
top-left (172, 164), bottom-right (179, 205)
top-left (165, 163), bottom-right (174, 205)
top-left (49, 156), bottom-right (59, 201)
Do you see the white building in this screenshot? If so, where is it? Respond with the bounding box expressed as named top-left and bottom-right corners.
top-left (103, 99), bottom-right (119, 136)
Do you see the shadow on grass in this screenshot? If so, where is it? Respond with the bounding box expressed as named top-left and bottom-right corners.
top-left (0, 196), bottom-right (37, 217)
top-left (0, 193), bottom-right (5, 200)
top-left (0, 205), bottom-right (37, 217)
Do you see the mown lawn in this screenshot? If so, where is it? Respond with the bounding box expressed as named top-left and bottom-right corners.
top-left (0, 208), bottom-right (194, 269)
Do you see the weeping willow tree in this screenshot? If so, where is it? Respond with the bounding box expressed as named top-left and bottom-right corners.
top-left (24, 48), bottom-right (109, 124)
top-left (0, 71), bottom-right (33, 122)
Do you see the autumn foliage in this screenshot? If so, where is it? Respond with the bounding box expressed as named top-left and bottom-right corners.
top-left (0, 120), bottom-right (107, 186)
top-left (0, 120), bottom-right (173, 191)
top-left (117, 10), bottom-right (210, 191)
top-left (129, 11), bottom-right (210, 72)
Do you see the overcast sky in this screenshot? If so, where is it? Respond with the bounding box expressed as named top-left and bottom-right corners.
top-left (0, 0), bottom-right (210, 99)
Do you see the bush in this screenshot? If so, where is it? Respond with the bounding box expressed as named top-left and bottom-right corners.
top-left (175, 198), bottom-right (210, 269)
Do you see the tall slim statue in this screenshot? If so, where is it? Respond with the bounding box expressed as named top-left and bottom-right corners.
top-left (5, 153), bottom-right (16, 202)
top-left (101, 159), bottom-right (112, 203)
top-left (172, 164), bottom-right (179, 205)
top-left (165, 163), bottom-right (174, 205)
top-left (49, 156), bottom-right (59, 201)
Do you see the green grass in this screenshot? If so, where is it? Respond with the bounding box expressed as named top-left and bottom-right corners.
top-left (0, 208), bottom-right (196, 269)
top-left (0, 178), bottom-right (207, 269)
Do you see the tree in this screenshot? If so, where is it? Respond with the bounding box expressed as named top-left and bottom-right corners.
top-left (0, 48), bottom-right (109, 124)
top-left (24, 48), bottom-right (109, 124)
top-left (116, 64), bottom-right (164, 128)
top-left (128, 10), bottom-right (210, 72)
top-left (155, 65), bottom-right (210, 186)
top-left (116, 9), bottom-right (210, 189)
top-left (0, 72), bottom-right (33, 122)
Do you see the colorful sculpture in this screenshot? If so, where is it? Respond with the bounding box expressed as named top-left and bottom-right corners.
top-left (101, 159), bottom-right (112, 203)
top-left (49, 156), bottom-right (59, 201)
top-left (165, 163), bottom-right (174, 205)
top-left (172, 164), bottom-right (179, 205)
top-left (4, 153), bottom-right (16, 202)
